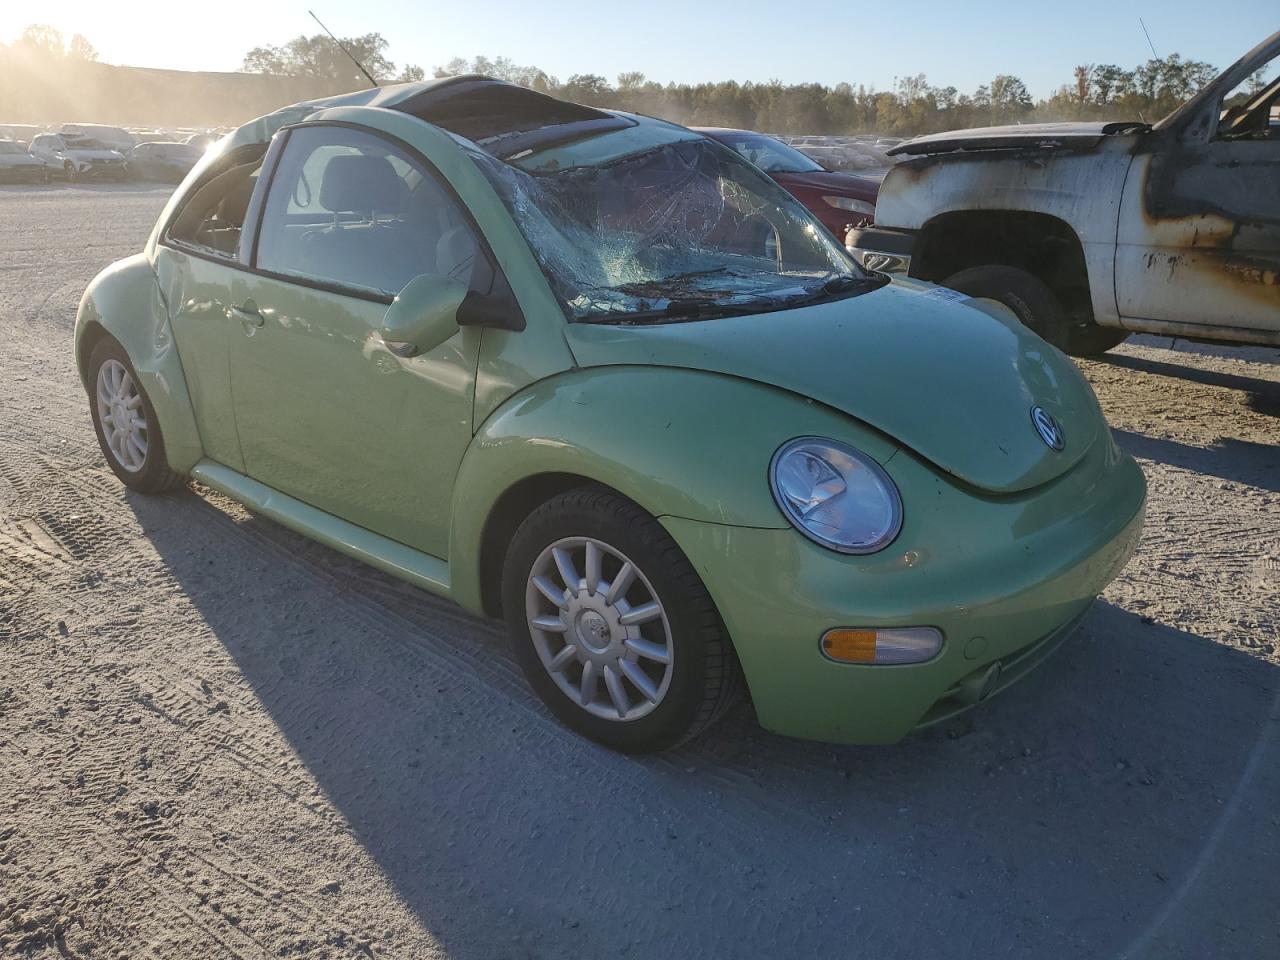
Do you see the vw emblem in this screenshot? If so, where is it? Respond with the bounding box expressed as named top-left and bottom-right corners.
top-left (1031, 406), bottom-right (1065, 451)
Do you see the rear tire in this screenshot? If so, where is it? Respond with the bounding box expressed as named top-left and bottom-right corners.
top-left (87, 337), bottom-right (185, 494)
top-left (502, 485), bottom-right (740, 753)
top-left (943, 264), bottom-right (1127, 357)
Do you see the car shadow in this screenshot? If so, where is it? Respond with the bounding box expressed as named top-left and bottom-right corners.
top-left (126, 487), bottom-right (1280, 960)
top-left (1113, 429), bottom-right (1280, 492)
top-left (1101, 352), bottom-right (1280, 418)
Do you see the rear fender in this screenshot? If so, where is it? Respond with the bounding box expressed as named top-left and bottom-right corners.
top-left (75, 253), bottom-right (203, 471)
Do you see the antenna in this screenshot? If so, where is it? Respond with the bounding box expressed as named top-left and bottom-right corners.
top-left (309, 10), bottom-right (379, 88)
top-left (1139, 18), bottom-right (1160, 60)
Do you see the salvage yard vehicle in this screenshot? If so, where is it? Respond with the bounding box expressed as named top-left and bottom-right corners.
top-left (695, 127), bottom-right (880, 236)
top-left (75, 77), bottom-right (1146, 752)
top-left (29, 133), bottom-right (128, 182)
top-left (127, 141), bottom-right (201, 182)
top-left (59, 122), bottom-right (135, 154)
top-left (0, 138), bottom-right (49, 183)
top-left (849, 31), bottom-right (1280, 356)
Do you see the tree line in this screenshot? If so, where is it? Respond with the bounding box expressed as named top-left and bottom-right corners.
top-left (0, 24), bottom-right (1246, 137)
top-left (240, 34), bottom-right (1244, 136)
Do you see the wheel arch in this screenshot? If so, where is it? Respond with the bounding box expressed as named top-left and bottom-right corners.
top-left (912, 209), bottom-right (1095, 325)
top-left (75, 254), bottom-right (204, 472)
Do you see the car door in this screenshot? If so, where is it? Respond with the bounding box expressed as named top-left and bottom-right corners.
top-left (153, 145), bottom-right (270, 473)
top-left (1115, 40), bottom-right (1280, 336)
top-left (228, 122), bottom-right (483, 559)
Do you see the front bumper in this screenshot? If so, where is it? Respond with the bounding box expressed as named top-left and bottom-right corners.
top-left (846, 224), bottom-right (917, 274)
top-left (661, 436), bottom-right (1146, 744)
top-left (74, 162), bottom-right (128, 180)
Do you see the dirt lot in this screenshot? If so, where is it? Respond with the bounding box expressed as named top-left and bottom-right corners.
top-left (1, 184), bottom-right (1278, 960)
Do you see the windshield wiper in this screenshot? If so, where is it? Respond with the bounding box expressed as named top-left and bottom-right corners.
top-left (775, 272), bottom-right (889, 309)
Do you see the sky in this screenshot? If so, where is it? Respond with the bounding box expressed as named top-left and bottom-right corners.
top-left (2, 1), bottom-right (1274, 98)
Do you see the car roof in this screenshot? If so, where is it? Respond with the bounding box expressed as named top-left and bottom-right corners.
top-left (222, 75), bottom-right (633, 160)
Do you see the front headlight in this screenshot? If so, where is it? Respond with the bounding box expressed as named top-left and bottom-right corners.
top-left (770, 437), bottom-right (902, 554)
top-left (822, 195), bottom-right (876, 216)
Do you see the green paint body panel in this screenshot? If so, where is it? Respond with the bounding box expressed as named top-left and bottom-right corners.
top-left (662, 437), bottom-right (1146, 743)
top-left (76, 89), bottom-right (1150, 744)
top-left (74, 253), bottom-right (205, 472)
top-left (190, 459), bottom-right (450, 596)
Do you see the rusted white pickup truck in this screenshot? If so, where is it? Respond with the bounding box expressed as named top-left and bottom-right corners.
top-left (848, 32), bottom-right (1279, 356)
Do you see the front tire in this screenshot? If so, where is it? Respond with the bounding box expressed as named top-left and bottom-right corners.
top-left (87, 337), bottom-right (185, 493)
top-left (943, 264), bottom-right (1127, 357)
top-left (502, 485), bottom-right (740, 753)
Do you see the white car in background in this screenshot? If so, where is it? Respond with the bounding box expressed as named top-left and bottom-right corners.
top-left (29, 133), bottom-right (128, 182)
top-left (58, 122), bottom-right (135, 154)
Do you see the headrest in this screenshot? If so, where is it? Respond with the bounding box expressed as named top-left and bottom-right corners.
top-left (319, 154), bottom-right (402, 215)
top-left (216, 174), bottom-right (257, 226)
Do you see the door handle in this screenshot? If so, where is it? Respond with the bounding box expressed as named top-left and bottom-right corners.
top-left (230, 301), bottom-right (264, 330)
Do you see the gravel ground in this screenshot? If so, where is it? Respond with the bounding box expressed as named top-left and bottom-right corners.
top-left (1, 184), bottom-right (1277, 960)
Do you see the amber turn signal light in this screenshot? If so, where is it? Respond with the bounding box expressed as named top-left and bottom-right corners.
top-left (820, 627), bottom-right (944, 665)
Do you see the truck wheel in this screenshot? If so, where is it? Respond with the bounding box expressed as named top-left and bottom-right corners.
top-left (502, 485), bottom-right (741, 753)
top-left (87, 337), bottom-right (185, 493)
top-left (942, 264), bottom-right (1127, 357)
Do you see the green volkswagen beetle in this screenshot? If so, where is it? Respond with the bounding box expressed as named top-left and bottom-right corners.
top-left (75, 78), bottom-right (1146, 752)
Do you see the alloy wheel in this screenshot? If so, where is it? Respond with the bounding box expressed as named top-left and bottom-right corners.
top-left (525, 536), bottom-right (675, 722)
top-left (95, 358), bottom-right (148, 472)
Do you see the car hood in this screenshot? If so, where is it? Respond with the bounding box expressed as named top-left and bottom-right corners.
top-left (0, 154), bottom-right (42, 165)
top-left (564, 278), bottom-right (1102, 494)
top-left (772, 169), bottom-right (882, 199)
top-left (890, 121), bottom-right (1150, 157)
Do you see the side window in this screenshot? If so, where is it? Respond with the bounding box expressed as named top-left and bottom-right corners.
top-left (166, 148), bottom-right (266, 259)
top-left (254, 125), bottom-right (479, 298)
top-left (1217, 53), bottom-right (1279, 141)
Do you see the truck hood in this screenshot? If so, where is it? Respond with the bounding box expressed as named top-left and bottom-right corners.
top-left (564, 278), bottom-right (1103, 495)
top-left (890, 121), bottom-right (1150, 157)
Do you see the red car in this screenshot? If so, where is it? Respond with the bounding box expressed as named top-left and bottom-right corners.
top-left (695, 127), bottom-right (880, 238)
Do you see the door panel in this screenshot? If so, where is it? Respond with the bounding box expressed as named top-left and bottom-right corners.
top-left (228, 123), bottom-right (483, 559)
top-left (229, 277), bottom-right (478, 557)
top-left (1117, 142), bottom-right (1280, 331)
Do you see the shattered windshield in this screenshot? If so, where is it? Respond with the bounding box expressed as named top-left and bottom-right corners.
top-left (470, 130), bottom-right (877, 323)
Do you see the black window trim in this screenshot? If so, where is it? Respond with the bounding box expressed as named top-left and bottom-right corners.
top-left (158, 119), bottom-right (513, 312)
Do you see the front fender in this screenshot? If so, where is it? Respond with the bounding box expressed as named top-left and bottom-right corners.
top-left (447, 365), bottom-right (898, 615)
top-left (75, 254), bottom-right (204, 472)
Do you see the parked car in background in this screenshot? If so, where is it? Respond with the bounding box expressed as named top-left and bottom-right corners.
top-left (30, 133), bottom-right (128, 182)
top-left (59, 122), bottom-right (135, 154)
top-left (184, 132), bottom-right (220, 152)
top-left (128, 141), bottom-right (201, 182)
top-left (696, 127), bottom-right (880, 236)
top-left (848, 31), bottom-right (1280, 355)
top-left (0, 123), bottom-right (43, 146)
top-left (75, 77), bottom-right (1144, 752)
top-left (0, 139), bottom-right (49, 183)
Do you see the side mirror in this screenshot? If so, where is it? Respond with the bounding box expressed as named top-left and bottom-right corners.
top-left (381, 275), bottom-right (468, 358)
